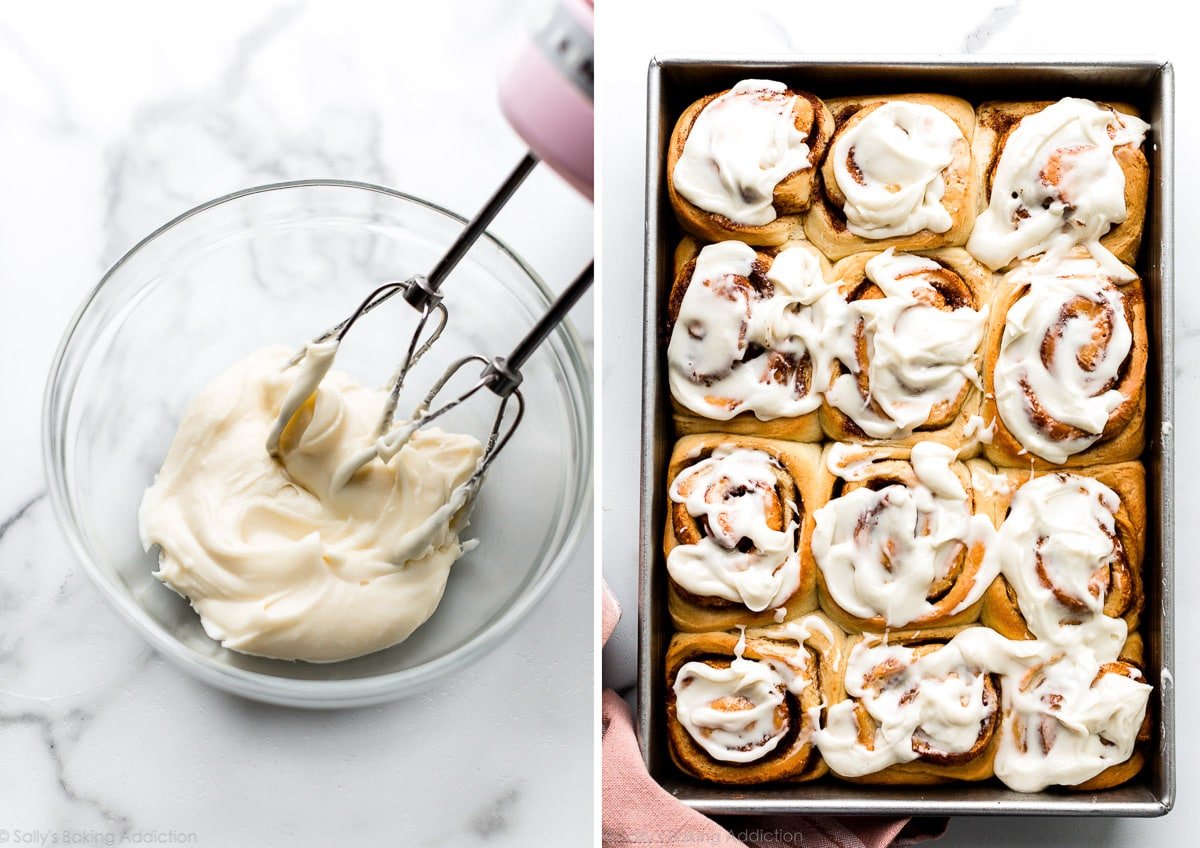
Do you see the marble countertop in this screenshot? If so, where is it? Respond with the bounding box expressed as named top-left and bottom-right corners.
top-left (0, 2), bottom-right (592, 845)
top-left (599, 1), bottom-right (1194, 844)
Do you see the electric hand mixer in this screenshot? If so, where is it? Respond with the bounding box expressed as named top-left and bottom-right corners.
top-left (271, 0), bottom-right (594, 505)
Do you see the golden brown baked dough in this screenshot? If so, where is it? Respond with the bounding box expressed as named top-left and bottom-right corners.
top-left (972, 100), bottom-right (1149, 268)
top-left (813, 445), bottom-right (994, 635)
top-left (666, 237), bottom-right (830, 442)
top-left (974, 460), bottom-right (1146, 666)
top-left (665, 617), bottom-right (843, 783)
top-left (667, 85), bottom-right (833, 246)
top-left (818, 247), bottom-right (992, 451)
top-left (980, 253), bottom-right (1148, 469)
top-left (804, 94), bottom-right (977, 260)
top-left (664, 433), bottom-right (830, 631)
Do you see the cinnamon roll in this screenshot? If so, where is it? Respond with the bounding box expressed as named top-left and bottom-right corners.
top-left (994, 653), bottom-right (1151, 791)
top-left (978, 462), bottom-right (1146, 665)
top-left (813, 630), bottom-right (1003, 783)
top-left (666, 616), bottom-right (844, 784)
top-left (812, 443), bottom-right (998, 634)
top-left (804, 94), bottom-right (977, 260)
top-left (968, 98), bottom-right (1149, 275)
top-left (666, 238), bottom-right (834, 441)
top-left (820, 248), bottom-right (991, 447)
top-left (668, 80), bottom-right (833, 246)
top-left (664, 434), bottom-right (830, 631)
top-left (981, 251), bottom-right (1148, 468)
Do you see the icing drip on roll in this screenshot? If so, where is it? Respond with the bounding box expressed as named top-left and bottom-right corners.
top-left (813, 634), bottom-right (1000, 778)
top-left (674, 617), bottom-right (833, 763)
top-left (826, 249), bottom-right (987, 438)
top-left (673, 80), bottom-right (814, 226)
top-left (996, 653), bottom-right (1151, 792)
top-left (674, 653), bottom-right (790, 763)
top-left (968, 97), bottom-right (1149, 277)
top-left (993, 256), bottom-right (1133, 463)
top-left (668, 241), bottom-right (836, 421)
top-left (812, 442), bottom-right (998, 627)
top-left (831, 101), bottom-right (964, 239)
top-left (667, 446), bottom-right (800, 612)
top-left (810, 625), bottom-right (1151, 791)
top-left (990, 473), bottom-right (1129, 656)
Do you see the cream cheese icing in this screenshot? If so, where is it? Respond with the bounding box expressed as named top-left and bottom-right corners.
top-left (992, 255), bottom-right (1133, 464)
top-left (673, 632), bottom-right (791, 764)
top-left (831, 101), bottom-right (964, 239)
top-left (812, 442), bottom-right (997, 627)
top-left (674, 617), bottom-right (833, 763)
top-left (672, 79), bottom-right (814, 226)
top-left (989, 473), bottom-right (1129, 655)
top-left (138, 346), bottom-right (483, 663)
top-left (813, 633), bottom-right (1001, 778)
top-left (825, 250), bottom-right (987, 439)
top-left (967, 97), bottom-right (1149, 277)
top-left (666, 446), bottom-right (800, 612)
top-left (810, 470), bottom-right (1151, 791)
top-left (667, 241), bottom-right (836, 422)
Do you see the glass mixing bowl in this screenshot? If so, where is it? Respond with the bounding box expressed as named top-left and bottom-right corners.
top-left (43, 181), bottom-right (592, 708)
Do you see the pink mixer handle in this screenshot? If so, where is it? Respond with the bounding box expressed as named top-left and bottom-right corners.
top-left (498, 0), bottom-right (594, 201)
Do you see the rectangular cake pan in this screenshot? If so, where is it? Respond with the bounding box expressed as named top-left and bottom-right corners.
top-left (637, 57), bottom-right (1174, 817)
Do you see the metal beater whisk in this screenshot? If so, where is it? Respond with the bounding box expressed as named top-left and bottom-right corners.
top-left (278, 153), bottom-right (593, 493)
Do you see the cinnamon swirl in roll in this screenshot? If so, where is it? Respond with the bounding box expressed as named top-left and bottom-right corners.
top-left (666, 238), bottom-right (835, 441)
top-left (813, 630), bottom-right (1003, 783)
top-left (968, 98), bottom-right (1149, 275)
top-left (819, 248), bottom-right (991, 448)
top-left (813, 443), bottom-right (998, 635)
top-left (804, 94), bottom-right (977, 260)
top-left (981, 251), bottom-right (1148, 468)
top-left (668, 80), bottom-right (833, 246)
top-left (666, 615), bottom-right (843, 784)
top-left (664, 434), bottom-right (830, 631)
top-left (977, 462), bottom-right (1146, 665)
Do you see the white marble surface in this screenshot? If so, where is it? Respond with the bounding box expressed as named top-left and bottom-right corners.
top-left (599, 0), bottom-right (1193, 844)
top-left (0, 2), bottom-right (592, 845)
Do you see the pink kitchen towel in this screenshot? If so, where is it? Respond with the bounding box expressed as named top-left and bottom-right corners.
top-left (600, 584), bottom-right (947, 848)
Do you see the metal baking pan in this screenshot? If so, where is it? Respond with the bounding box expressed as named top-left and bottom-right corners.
top-left (637, 57), bottom-right (1174, 816)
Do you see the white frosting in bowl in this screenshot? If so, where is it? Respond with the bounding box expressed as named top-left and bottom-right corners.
top-left (138, 346), bottom-right (483, 663)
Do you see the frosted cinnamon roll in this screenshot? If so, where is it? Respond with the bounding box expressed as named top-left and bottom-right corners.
top-left (968, 98), bottom-right (1150, 276)
top-left (981, 252), bottom-right (1148, 468)
top-left (813, 631), bottom-right (1002, 783)
top-left (995, 653), bottom-right (1151, 792)
top-left (820, 248), bottom-right (990, 447)
top-left (664, 434), bottom-right (829, 631)
top-left (805, 94), bottom-right (977, 260)
top-left (979, 463), bottom-right (1146, 665)
top-left (812, 443), bottom-right (998, 634)
top-left (666, 616), bottom-right (843, 784)
top-left (666, 238), bottom-right (835, 442)
top-left (668, 80), bottom-right (833, 246)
